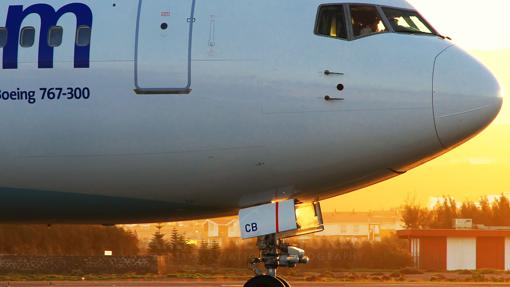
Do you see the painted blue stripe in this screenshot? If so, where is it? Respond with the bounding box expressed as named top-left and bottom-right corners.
top-left (0, 187), bottom-right (229, 224)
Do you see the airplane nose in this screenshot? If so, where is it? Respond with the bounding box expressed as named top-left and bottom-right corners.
top-left (433, 45), bottom-right (503, 149)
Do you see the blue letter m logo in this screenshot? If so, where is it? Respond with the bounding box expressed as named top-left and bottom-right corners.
top-left (4, 3), bottom-right (93, 69)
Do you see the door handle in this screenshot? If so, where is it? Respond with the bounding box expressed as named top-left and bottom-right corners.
top-left (324, 70), bottom-right (344, 76)
top-left (324, 95), bottom-right (344, 101)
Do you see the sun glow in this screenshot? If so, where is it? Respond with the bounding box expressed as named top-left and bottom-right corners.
top-left (408, 0), bottom-right (510, 51)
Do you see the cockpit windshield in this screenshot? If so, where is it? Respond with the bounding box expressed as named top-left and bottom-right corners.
top-left (382, 7), bottom-right (437, 36)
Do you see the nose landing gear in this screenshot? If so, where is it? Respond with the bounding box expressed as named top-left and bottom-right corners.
top-left (239, 200), bottom-right (323, 287)
top-left (244, 234), bottom-right (309, 287)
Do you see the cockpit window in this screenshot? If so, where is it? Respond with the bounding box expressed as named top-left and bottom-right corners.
top-left (315, 5), bottom-right (348, 39)
top-left (350, 5), bottom-right (387, 37)
top-left (382, 7), bottom-right (436, 35)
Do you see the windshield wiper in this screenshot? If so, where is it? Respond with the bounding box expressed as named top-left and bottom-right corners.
top-left (396, 29), bottom-right (451, 39)
top-left (396, 29), bottom-right (433, 36)
top-left (437, 33), bottom-right (452, 40)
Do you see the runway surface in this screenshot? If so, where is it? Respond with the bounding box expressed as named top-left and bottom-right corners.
top-left (1, 281), bottom-right (509, 287)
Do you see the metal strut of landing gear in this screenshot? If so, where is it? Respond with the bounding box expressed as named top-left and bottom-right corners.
top-left (244, 234), bottom-right (309, 287)
top-left (239, 200), bottom-right (323, 287)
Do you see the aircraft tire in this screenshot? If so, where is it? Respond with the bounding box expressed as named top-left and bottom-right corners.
top-left (244, 275), bottom-right (286, 287)
top-left (277, 276), bottom-right (291, 287)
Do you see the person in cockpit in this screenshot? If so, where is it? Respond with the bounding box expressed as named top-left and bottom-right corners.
top-left (359, 16), bottom-right (380, 36)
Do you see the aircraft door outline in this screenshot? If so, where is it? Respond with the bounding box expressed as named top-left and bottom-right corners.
top-left (134, 0), bottom-right (196, 95)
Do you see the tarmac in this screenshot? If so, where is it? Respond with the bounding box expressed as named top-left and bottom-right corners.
top-left (1, 281), bottom-right (510, 287)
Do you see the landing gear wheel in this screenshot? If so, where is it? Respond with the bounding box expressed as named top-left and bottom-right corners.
top-left (277, 276), bottom-right (291, 287)
top-left (244, 275), bottom-right (286, 287)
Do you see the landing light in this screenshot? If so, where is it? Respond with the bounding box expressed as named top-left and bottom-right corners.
top-left (290, 202), bottom-right (324, 237)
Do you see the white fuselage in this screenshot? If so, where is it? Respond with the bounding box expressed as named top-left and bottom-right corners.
top-left (0, 0), bottom-right (502, 223)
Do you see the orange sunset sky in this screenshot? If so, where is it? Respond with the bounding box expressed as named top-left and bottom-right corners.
top-left (322, 0), bottom-right (510, 211)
